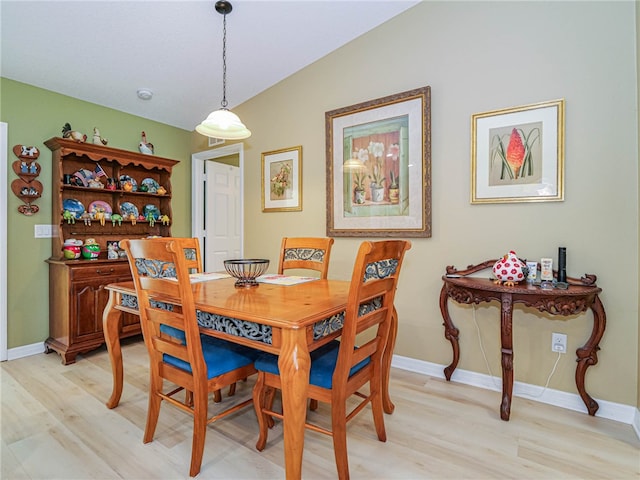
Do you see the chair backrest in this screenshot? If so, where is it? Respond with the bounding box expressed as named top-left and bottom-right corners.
top-left (120, 237), bottom-right (207, 382)
top-left (333, 240), bottom-right (411, 387)
top-left (182, 238), bottom-right (203, 273)
top-left (277, 237), bottom-right (335, 279)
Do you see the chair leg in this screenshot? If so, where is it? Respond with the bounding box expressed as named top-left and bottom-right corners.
top-left (213, 389), bottom-right (222, 403)
top-left (331, 401), bottom-right (350, 480)
top-left (228, 382), bottom-right (236, 396)
top-left (371, 389), bottom-right (387, 442)
top-left (143, 384), bottom-right (162, 444)
top-left (252, 373), bottom-right (269, 451)
top-left (189, 390), bottom-right (208, 477)
top-left (309, 398), bottom-right (318, 411)
top-left (264, 386), bottom-right (276, 428)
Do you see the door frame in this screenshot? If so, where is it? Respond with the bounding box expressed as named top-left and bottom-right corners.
top-left (191, 143), bottom-right (244, 264)
top-left (1, 122), bottom-right (8, 361)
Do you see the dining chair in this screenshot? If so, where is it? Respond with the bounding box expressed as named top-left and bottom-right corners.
top-left (278, 237), bottom-right (335, 279)
top-left (252, 239), bottom-right (411, 480)
top-left (120, 237), bottom-right (258, 477)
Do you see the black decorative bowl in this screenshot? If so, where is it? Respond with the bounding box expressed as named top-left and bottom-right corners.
top-left (224, 259), bottom-right (270, 288)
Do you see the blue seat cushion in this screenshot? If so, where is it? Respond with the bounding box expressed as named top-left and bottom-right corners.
top-left (254, 340), bottom-right (370, 389)
top-left (160, 325), bottom-right (259, 379)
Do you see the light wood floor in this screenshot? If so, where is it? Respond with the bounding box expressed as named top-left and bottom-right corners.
top-left (2, 338), bottom-right (639, 479)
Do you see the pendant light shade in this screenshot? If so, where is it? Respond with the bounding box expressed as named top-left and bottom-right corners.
top-left (196, 1), bottom-right (251, 140)
top-left (196, 108), bottom-right (251, 140)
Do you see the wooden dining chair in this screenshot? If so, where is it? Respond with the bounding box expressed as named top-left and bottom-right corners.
top-left (278, 237), bottom-right (335, 279)
top-left (120, 237), bottom-right (258, 477)
top-left (252, 239), bottom-right (411, 480)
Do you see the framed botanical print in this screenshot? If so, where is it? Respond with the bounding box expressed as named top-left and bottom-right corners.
top-left (326, 86), bottom-right (431, 237)
top-left (261, 146), bottom-right (302, 212)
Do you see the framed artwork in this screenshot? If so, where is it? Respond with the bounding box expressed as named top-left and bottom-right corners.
top-left (325, 86), bottom-right (431, 237)
top-left (471, 99), bottom-right (565, 204)
top-left (261, 146), bottom-right (302, 212)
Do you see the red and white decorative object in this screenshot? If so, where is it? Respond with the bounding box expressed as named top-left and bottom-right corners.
top-left (492, 250), bottom-right (526, 286)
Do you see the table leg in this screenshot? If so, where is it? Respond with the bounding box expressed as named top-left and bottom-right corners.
top-left (278, 328), bottom-right (311, 480)
top-left (381, 307), bottom-right (398, 414)
top-left (103, 290), bottom-right (124, 409)
top-left (575, 295), bottom-right (606, 415)
top-left (439, 284), bottom-right (460, 380)
top-left (499, 293), bottom-right (514, 421)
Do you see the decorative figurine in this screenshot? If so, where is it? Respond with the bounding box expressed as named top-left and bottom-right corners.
top-left (87, 178), bottom-right (104, 189)
top-left (106, 177), bottom-right (117, 190)
top-left (63, 210), bottom-right (76, 224)
top-left (80, 211), bottom-right (92, 226)
top-left (92, 127), bottom-right (108, 145)
top-left (156, 186), bottom-right (167, 195)
top-left (122, 181), bottom-right (134, 192)
top-left (138, 131), bottom-right (154, 155)
top-left (61, 123), bottom-right (87, 142)
top-left (29, 163), bottom-right (38, 174)
top-left (128, 212), bottom-right (137, 225)
top-left (145, 211), bottom-right (156, 227)
top-left (160, 214), bottom-right (170, 225)
top-left (93, 208), bottom-right (106, 226)
top-left (110, 213), bottom-right (123, 226)
top-left (19, 146), bottom-right (39, 157)
top-left (81, 238), bottom-right (100, 259)
top-left (492, 251), bottom-right (527, 286)
top-left (20, 162), bottom-right (28, 173)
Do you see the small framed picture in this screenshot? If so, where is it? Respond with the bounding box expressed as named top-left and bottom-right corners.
top-left (261, 146), bottom-right (302, 212)
top-left (106, 241), bottom-right (120, 259)
top-left (471, 99), bottom-right (565, 204)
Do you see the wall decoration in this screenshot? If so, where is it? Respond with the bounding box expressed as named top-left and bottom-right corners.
top-left (471, 99), bottom-right (565, 204)
top-left (325, 86), bottom-right (431, 237)
top-left (11, 144), bottom-right (42, 215)
top-left (261, 146), bottom-right (302, 212)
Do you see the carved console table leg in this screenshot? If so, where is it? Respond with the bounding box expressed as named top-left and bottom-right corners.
top-left (575, 295), bottom-right (606, 415)
top-left (499, 293), bottom-right (514, 421)
top-left (439, 284), bottom-right (460, 380)
top-left (103, 289), bottom-right (124, 409)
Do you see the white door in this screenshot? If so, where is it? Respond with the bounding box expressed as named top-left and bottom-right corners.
top-left (205, 161), bottom-right (241, 271)
top-left (191, 144), bottom-right (244, 273)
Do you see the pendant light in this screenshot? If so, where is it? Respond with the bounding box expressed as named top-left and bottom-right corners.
top-left (196, 1), bottom-right (251, 140)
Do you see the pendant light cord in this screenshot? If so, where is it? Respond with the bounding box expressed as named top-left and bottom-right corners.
top-left (221, 11), bottom-right (228, 109)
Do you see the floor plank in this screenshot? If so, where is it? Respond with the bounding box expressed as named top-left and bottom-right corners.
top-left (2, 341), bottom-right (638, 479)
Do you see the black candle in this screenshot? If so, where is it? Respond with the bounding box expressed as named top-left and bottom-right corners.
top-left (558, 247), bottom-right (567, 283)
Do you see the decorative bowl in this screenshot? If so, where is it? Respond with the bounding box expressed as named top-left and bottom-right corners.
top-left (224, 259), bottom-right (269, 288)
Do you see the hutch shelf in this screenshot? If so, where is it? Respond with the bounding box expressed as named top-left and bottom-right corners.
top-left (44, 137), bottom-right (179, 364)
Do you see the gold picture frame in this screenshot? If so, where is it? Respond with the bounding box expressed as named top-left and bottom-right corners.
top-left (471, 99), bottom-right (565, 204)
top-left (325, 86), bottom-right (431, 237)
top-left (261, 146), bottom-right (302, 212)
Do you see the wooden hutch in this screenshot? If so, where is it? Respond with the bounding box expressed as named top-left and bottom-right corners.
top-left (44, 137), bottom-right (179, 364)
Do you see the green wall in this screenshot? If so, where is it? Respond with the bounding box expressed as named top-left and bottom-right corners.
top-left (1, 78), bottom-right (192, 348)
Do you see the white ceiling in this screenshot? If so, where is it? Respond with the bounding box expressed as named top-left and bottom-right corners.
top-left (1, 0), bottom-right (419, 131)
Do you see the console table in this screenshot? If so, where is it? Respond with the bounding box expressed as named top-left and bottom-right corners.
top-left (439, 260), bottom-right (606, 421)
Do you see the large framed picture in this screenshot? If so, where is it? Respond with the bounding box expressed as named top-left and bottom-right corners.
top-left (326, 86), bottom-right (431, 237)
top-left (261, 146), bottom-right (302, 212)
top-left (471, 99), bottom-right (565, 204)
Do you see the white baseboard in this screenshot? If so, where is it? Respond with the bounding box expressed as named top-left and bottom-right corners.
top-left (6, 341), bottom-right (45, 361)
top-left (392, 354), bottom-right (640, 432)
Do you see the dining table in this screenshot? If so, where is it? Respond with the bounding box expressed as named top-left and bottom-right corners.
top-left (102, 276), bottom-right (398, 480)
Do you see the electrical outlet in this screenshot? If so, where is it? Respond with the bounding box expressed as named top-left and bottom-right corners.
top-left (34, 224), bottom-right (55, 238)
top-left (551, 333), bottom-right (567, 353)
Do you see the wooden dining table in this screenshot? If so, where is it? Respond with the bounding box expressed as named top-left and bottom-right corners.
top-left (102, 276), bottom-right (398, 480)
